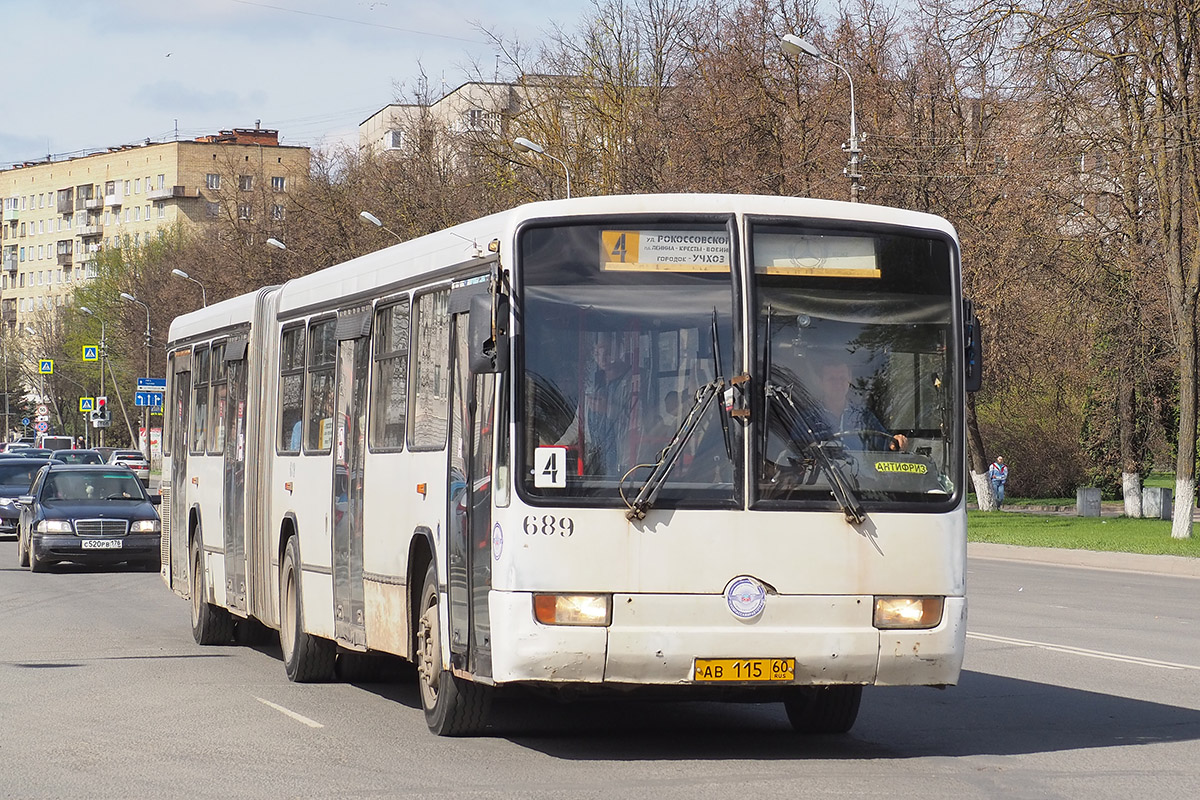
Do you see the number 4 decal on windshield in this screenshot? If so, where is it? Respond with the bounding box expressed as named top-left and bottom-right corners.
top-left (533, 446), bottom-right (568, 488)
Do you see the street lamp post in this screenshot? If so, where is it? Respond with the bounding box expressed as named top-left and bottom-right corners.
top-left (1, 335), bottom-right (8, 443)
top-left (781, 34), bottom-right (862, 202)
top-left (266, 237), bottom-right (286, 250)
top-left (359, 211), bottom-right (403, 243)
top-left (120, 292), bottom-right (151, 459)
top-left (513, 137), bottom-right (572, 199)
top-left (79, 306), bottom-right (106, 448)
top-left (171, 268), bottom-right (208, 307)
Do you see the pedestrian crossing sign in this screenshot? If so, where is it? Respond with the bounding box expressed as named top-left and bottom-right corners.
top-left (83, 346), bottom-right (99, 361)
top-left (80, 397), bottom-right (95, 412)
top-left (39, 359), bottom-right (53, 374)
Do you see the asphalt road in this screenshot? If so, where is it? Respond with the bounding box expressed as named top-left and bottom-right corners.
top-left (1, 540), bottom-right (1198, 799)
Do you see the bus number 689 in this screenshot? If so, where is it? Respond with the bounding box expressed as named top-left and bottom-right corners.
top-left (523, 515), bottom-right (574, 537)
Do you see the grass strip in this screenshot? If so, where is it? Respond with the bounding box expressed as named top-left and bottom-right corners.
top-left (967, 511), bottom-right (1200, 558)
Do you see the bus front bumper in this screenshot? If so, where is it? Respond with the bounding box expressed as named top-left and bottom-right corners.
top-left (488, 592), bottom-right (966, 688)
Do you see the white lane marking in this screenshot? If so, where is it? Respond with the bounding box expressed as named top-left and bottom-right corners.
top-left (968, 632), bottom-right (1200, 671)
top-left (255, 696), bottom-right (325, 728)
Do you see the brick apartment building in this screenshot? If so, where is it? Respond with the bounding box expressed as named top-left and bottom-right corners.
top-left (0, 125), bottom-right (309, 332)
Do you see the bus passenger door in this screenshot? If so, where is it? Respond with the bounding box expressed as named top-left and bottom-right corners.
top-left (222, 343), bottom-right (248, 613)
top-left (332, 317), bottom-right (369, 647)
top-left (447, 310), bottom-right (495, 679)
top-left (169, 360), bottom-right (191, 591)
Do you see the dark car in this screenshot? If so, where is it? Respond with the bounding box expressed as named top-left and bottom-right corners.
top-left (53, 449), bottom-right (105, 465)
top-left (0, 458), bottom-right (55, 539)
top-left (16, 464), bottom-right (161, 572)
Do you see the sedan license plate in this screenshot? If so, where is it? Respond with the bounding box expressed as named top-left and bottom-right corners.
top-left (81, 539), bottom-right (122, 550)
top-left (693, 658), bottom-right (795, 682)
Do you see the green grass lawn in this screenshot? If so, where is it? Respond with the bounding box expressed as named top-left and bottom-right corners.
top-left (968, 511), bottom-right (1200, 557)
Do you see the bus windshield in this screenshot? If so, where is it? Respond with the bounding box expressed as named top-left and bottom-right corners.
top-left (752, 222), bottom-right (960, 510)
top-left (519, 220), bottom-right (740, 507)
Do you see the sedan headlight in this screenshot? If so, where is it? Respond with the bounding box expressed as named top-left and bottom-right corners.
top-left (130, 519), bottom-right (161, 533)
top-left (36, 520), bottom-right (73, 534)
top-left (873, 596), bottom-right (944, 630)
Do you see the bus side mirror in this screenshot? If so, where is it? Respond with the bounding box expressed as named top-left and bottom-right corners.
top-left (963, 298), bottom-right (983, 393)
top-left (468, 292), bottom-right (509, 374)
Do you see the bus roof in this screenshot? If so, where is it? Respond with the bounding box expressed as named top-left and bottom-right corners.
top-left (168, 193), bottom-right (958, 344)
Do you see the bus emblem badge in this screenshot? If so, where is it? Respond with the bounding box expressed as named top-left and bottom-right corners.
top-left (725, 576), bottom-right (766, 619)
top-left (492, 523), bottom-right (504, 560)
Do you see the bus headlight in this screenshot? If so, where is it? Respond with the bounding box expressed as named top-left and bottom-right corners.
top-left (873, 596), bottom-right (944, 629)
top-left (533, 594), bottom-right (612, 626)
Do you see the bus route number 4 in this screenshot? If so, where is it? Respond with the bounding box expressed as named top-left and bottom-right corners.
top-left (533, 446), bottom-right (568, 488)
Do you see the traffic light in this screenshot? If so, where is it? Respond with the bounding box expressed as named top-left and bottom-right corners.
top-left (90, 396), bottom-right (110, 423)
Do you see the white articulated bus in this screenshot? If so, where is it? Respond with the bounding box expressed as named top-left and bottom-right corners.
top-left (161, 193), bottom-right (980, 736)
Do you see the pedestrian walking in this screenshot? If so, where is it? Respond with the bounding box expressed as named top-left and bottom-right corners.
top-left (988, 455), bottom-right (1008, 508)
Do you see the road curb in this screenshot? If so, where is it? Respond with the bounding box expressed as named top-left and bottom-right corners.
top-left (968, 541), bottom-right (1200, 579)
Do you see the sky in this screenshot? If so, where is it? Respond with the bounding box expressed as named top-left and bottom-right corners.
top-left (0, 0), bottom-right (595, 166)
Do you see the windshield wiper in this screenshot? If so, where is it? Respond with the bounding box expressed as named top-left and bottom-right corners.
top-left (625, 310), bottom-right (731, 521)
top-left (624, 378), bottom-right (724, 521)
top-left (766, 381), bottom-right (865, 524)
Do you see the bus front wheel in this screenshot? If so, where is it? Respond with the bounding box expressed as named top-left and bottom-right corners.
top-left (783, 685), bottom-right (863, 734)
top-left (415, 562), bottom-right (491, 735)
top-left (280, 536), bottom-right (335, 682)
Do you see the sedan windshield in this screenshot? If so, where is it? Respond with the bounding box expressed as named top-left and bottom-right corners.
top-left (43, 471), bottom-right (145, 501)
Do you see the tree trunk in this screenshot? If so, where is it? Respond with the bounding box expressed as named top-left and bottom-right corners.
top-left (1172, 323), bottom-right (1196, 539)
top-left (965, 392), bottom-right (995, 511)
top-left (1118, 373), bottom-right (1142, 518)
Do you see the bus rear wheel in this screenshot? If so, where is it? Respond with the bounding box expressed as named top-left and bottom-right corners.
top-left (415, 562), bottom-right (491, 736)
top-left (280, 536), bottom-right (335, 682)
top-left (783, 685), bottom-right (863, 734)
top-left (190, 531), bottom-right (233, 645)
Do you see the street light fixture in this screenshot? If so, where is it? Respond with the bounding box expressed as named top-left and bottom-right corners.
top-left (513, 137), bottom-right (572, 199)
top-left (171, 268), bottom-right (208, 307)
top-left (79, 306), bottom-right (107, 448)
top-left (120, 292), bottom-right (152, 460)
top-left (359, 211), bottom-right (403, 243)
top-left (266, 237), bottom-right (286, 250)
top-left (781, 34), bottom-right (862, 203)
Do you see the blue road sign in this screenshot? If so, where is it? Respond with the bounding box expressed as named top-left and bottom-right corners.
top-left (135, 391), bottom-right (165, 407)
top-left (137, 378), bottom-right (166, 391)
top-left (21, 417), bottom-right (29, 426)
top-left (83, 346), bottom-right (99, 361)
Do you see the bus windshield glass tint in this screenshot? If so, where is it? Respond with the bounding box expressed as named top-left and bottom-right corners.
top-left (753, 222), bottom-right (960, 510)
top-left (518, 221), bottom-right (739, 506)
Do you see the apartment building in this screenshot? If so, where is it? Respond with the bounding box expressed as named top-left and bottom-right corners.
top-left (360, 82), bottom-right (519, 155)
top-left (0, 126), bottom-right (309, 331)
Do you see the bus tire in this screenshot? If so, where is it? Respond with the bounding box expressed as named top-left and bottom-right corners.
top-left (280, 536), bottom-right (335, 682)
top-left (416, 562), bottom-right (491, 736)
top-left (783, 685), bottom-right (863, 734)
top-left (190, 532), bottom-right (233, 645)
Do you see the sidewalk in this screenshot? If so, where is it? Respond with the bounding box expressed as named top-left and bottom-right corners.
top-left (968, 541), bottom-right (1200, 578)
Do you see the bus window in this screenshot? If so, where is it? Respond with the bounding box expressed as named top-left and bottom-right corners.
top-left (409, 288), bottom-right (450, 451)
top-left (191, 345), bottom-right (209, 455)
top-left (208, 341), bottom-right (227, 454)
top-left (278, 325), bottom-right (305, 453)
top-left (305, 318), bottom-right (336, 453)
top-left (369, 297), bottom-right (410, 451)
